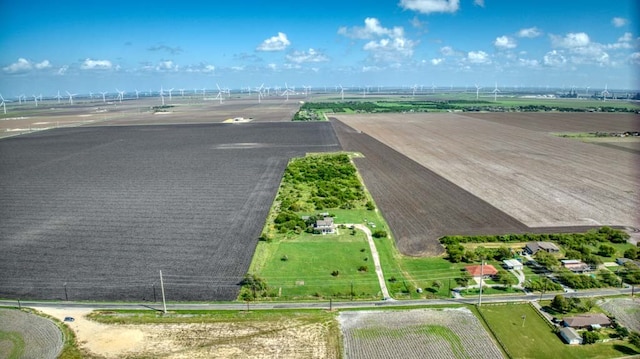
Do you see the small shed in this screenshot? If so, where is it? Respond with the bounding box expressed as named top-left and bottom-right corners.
top-left (561, 259), bottom-right (590, 273)
top-left (503, 259), bottom-right (523, 270)
top-left (559, 327), bottom-right (583, 345)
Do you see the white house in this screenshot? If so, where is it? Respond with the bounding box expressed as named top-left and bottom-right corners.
top-left (503, 259), bottom-right (523, 270)
top-left (559, 327), bottom-right (583, 345)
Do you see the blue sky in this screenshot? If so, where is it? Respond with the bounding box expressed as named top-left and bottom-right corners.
top-left (1, 0), bottom-right (638, 96)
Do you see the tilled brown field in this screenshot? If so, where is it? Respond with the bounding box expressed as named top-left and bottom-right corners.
top-left (331, 119), bottom-right (525, 256)
top-left (465, 112), bottom-right (639, 133)
top-left (332, 113), bottom-right (639, 256)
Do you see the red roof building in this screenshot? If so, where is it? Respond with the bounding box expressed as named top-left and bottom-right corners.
top-left (465, 264), bottom-right (498, 277)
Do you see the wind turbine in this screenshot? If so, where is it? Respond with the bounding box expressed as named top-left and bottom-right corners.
top-left (100, 91), bottom-right (107, 103)
top-left (134, 89), bottom-right (139, 99)
top-left (0, 94), bottom-right (6, 114)
top-left (89, 91), bottom-right (94, 99)
top-left (115, 89), bottom-right (125, 103)
top-left (168, 88), bottom-right (174, 101)
top-left (202, 88), bottom-right (206, 99)
top-left (160, 86), bottom-right (165, 106)
top-left (179, 88), bottom-right (185, 97)
top-left (56, 90), bottom-right (62, 104)
top-left (585, 86), bottom-right (590, 96)
top-left (475, 84), bottom-right (482, 100)
top-left (255, 84), bottom-right (264, 103)
top-left (33, 95), bottom-right (39, 107)
top-left (66, 91), bottom-right (76, 105)
top-left (601, 84), bottom-right (610, 102)
top-left (215, 84), bottom-right (224, 104)
top-left (492, 82), bottom-right (500, 102)
top-left (282, 83), bottom-right (293, 101)
top-left (411, 84), bottom-right (417, 97)
top-left (339, 85), bottom-right (345, 101)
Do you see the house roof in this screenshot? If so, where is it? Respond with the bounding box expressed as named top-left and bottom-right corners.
top-left (559, 327), bottom-right (582, 342)
top-left (465, 264), bottom-right (498, 276)
top-left (562, 313), bottom-right (611, 328)
top-left (315, 217), bottom-right (334, 227)
top-left (526, 241), bottom-right (560, 252)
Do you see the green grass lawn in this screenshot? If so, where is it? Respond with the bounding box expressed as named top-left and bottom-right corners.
top-left (253, 230), bottom-right (382, 300)
top-left (479, 303), bottom-right (639, 359)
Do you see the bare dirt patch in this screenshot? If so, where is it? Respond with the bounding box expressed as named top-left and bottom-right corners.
top-left (36, 307), bottom-right (337, 358)
top-left (598, 297), bottom-right (640, 332)
top-left (0, 308), bottom-right (63, 359)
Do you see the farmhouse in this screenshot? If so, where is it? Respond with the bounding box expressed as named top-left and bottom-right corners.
top-left (562, 313), bottom-right (611, 329)
top-left (559, 327), bottom-right (583, 345)
top-left (524, 241), bottom-right (560, 255)
top-left (561, 259), bottom-right (591, 273)
top-left (465, 264), bottom-right (498, 278)
top-left (503, 259), bottom-right (523, 270)
top-left (314, 216), bottom-right (335, 234)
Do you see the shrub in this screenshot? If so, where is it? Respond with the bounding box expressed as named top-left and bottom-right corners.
top-left (582, 331), bottom-right (599, 345)
top-left (331, 270), bottom-right (340, 277)
top-left (372, 230), bottom-right (387, 238)
top-left (358, 265), bottom-right (368, 272)
top-left (280, 255), bottom-right (289, 262)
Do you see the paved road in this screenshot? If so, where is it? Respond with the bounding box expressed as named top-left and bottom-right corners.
top-left (1, 288), bottom-right (633, 312)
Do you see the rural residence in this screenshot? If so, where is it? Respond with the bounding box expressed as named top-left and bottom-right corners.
top-left (524, 242), bottom-right (560, 255)
top-left (561, 259), bottom-right (591, 273)
top-left (465, 264), bottom-right (498, 278)
top-left (314, 216), bottom-right (335, 234)
top-left (559, 327), bottom-right (583, 345)
top-left (503, 259), bottom-right (523, 270)
top-left (562, 313), bottom-right (611, 329)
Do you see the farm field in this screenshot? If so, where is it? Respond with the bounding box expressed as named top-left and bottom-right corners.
top-left (479, 303), bottom-right (638, 358)
top-left (0, 308), bottom-right (63, 359)
top-left (0, 122), bottom-right (341, 301)
top-left (334, 113), bottom-right (639, 249)
top-left (465, 112), bottom-right (638, 133)
top-left (0, 95), bottom-right (302, 139)
top-left (338, 307), bottom-right (503, 359)
top-left (598, 297), bottom-right (640, 332)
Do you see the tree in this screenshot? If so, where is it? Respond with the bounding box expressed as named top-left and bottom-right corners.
top-left (598, 244), bottom-right (616, 257)
top-left (535, 251), bottom-right (560, 269)
top-left (629, 332), bottom-right (640, 348)
top-left (446, 244), bottom-right (465, 263)
top-left (495, 270), bottom-right (516, 288)
top-left (624, 247), bottom-right (639, 260)
top-left (240, 274), bottom-right (268, 299)
top-left (582, 331), bottom-right (599, 344)
top-left (456, 271), bottom-right (472, 287)
top-left (551, 294), bottom-right (571, 313)
top-left (372, 230), bottom-right (387, 238)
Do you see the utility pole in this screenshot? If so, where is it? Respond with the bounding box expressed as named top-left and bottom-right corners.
top-left (159, 270), bottom-right (167, 314)
top-left (64, 283), bottom-right (68, 301)
top-left (522, 314), bottom-right (526, 327)
top-left (478, 260), bottom-right (484, 307)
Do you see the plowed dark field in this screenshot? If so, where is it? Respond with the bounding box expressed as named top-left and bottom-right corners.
top-left (0, 122), bottom-right (340, 301)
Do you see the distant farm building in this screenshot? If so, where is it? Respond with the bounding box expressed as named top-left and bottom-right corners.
top-left (314, 216), bottom-right (335, 234)
top-left (524, 242), bottom-right (560, 255)
top-left (503, 259), bottom-right (523, 270)
top-left (562, 313), bottom-right (611, 329)
top-left (465, 264), bottom-right (498, 278)
top-left (561, 259), bottom-right (591, 273)
top-left (559, 327), bottom-right (583, 345)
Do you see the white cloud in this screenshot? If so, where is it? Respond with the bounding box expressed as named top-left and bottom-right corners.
top-left (440, 46), bottom-right (456, 56)
top-left (339, 18), bottom-right (415, 63)
top-left (34, 60), bottom-right (52, 70)
top-left (267, 63), bottom-right (277, 71)
top-left (256, 32), bottom-right (290, 51)
top-left (338, 18), bottom-right (403, 39)
top-left (399, 0), bottom-right (460, 14)
top-left (57, 65), bottom-right (68, 76)
top-left (474, 0), bottom-right (484, 7)
top-left (3, 58), bottom-right (52, 73)
top-left (518, 58), bottom-right (539, 67)
top-left (467, 50), bottom-right (490, 64)
top-left (431, 58), bottom-right (444, 65)
top-left (494, 36), bottom-right (517, 49)
top-left (286, 48), bottom-right (329, 64)
top-left (81, 58), bottom-right (113, 70)
top-left (612, 17), bottom-right (628, 28)
top-left (410, 16), bottom-right (426, 29)
top-left (543, 50), bottom-right (566, 66)
top-left (551, 32), bottom-right (590, 48)
top-left (517, 27), bottom-right (541, 38)
top-left (630, 52), bottom-right (640, 65)
top-left (155, 60), bottom-right (178, 71)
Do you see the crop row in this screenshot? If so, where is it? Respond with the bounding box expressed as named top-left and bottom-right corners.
top-left (0, 309), bottom-right (63, 359)
top-left (339, 308), bottom-right (503, 359)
